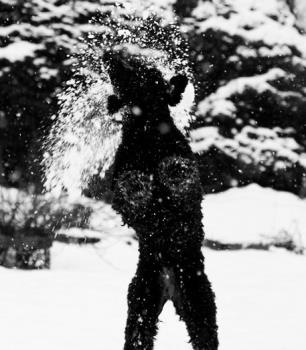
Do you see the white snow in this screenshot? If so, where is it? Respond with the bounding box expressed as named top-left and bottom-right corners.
top-left (192, 0), bottom-right (306, 56)
top-left (1, 183), bottom-right (306, 348)
top-left (189, 126), bottom-right (222, 153)
top-left (204, 184), bottom-right (306, 250)
top-left (54, 184), bottom-right (306, 252)
top-left (0, 41), bottom-right (42, 62)
top-left (43, 77), bottom-right (123, 197)
top-left (2, 179), bottom-right (306, 252)
top-left (294, 0), bottom-right (306, 32)
top-left (196, 68), bottom-right (291, 120)
top-left (190, 124), bottom-right (306, 172)
top-left (0, 241), bottom-right (305, 350)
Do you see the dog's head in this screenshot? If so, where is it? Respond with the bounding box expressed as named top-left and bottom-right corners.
top-left (103, 46), bottom-right (188, 118)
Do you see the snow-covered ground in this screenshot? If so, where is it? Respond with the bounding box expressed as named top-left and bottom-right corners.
top-left (0, 240), bottom-right (305, 350)
top-left (1, 184), bottom-right (306, 349)
top-left (86, 184), bottom-right (306, 252)
top-left (204, 184), bottom-right (306, 250)
top-left (2, 183), bottom-right (305, 251)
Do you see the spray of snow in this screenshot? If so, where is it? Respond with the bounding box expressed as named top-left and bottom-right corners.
top-left (43, 73), bottom-right (123, 197)
top-left (42, 3), bottom-right (194, 197)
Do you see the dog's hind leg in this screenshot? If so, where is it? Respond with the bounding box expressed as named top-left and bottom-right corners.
top-left (124, 258), bottom-right (166, 350)
top-left (172, 252), bottom-right (218, 350)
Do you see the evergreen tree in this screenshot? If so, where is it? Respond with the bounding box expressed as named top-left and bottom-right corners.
top-left (176, 0), bottom-right (306, 196)
top-left (1, 0), bottom-right (306, 198)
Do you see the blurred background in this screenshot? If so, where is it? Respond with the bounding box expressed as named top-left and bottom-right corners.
top-left (0, 1), bottom-right (305, 350)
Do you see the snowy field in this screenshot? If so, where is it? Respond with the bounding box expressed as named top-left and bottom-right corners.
top-left (204, 184), bottom-right (306, 250)
top-left (1, 241), bottom-right (306, 350)
top-left (1, 184), bottom-right (306, 350)
top-left (86, 184), bottom-right (306, 251)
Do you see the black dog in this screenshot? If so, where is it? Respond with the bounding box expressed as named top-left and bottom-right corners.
top-left (103, 46), bottom-right (218, 350)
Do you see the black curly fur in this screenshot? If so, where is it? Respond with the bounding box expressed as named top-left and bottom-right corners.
top-left (103, 48), bottom-right (218, 350)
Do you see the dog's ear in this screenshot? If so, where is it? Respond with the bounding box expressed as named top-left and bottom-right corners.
top-left (167, 74), bottom-right (188, 106)
top-left (107, 95), bottom-right (123, 114)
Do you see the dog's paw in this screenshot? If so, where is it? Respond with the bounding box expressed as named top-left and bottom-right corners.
top-left (113, 170), bottom-right (154, 226)
top-left (158, 156), bottom-right (202, 208)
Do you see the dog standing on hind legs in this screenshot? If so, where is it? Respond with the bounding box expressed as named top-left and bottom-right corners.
top-left (103, 46), bottom-right (218, 350)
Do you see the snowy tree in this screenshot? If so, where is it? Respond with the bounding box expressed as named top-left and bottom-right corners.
top-left (0, 0), bottom-right (94, 187)
top-left (286, 0), bottom-right (306, 32)
top-left (2, 0), bottom-right (306, 197)
top-left (176, 0), bottom-right (306, 196)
